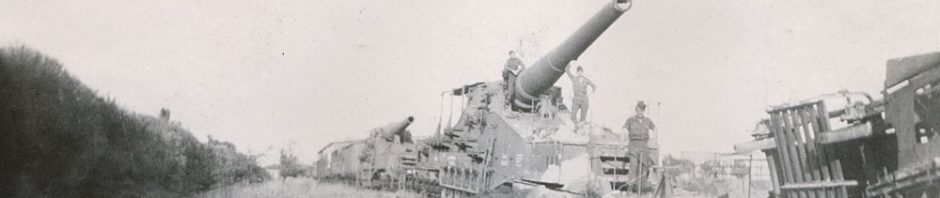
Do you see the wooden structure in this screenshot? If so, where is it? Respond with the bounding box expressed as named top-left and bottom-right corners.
top-left (736, 52), bottom-right (940, 198)
top-left (765, 101), bottom-right (860, 197)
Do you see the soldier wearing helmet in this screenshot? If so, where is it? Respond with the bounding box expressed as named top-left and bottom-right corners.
top-left (624, 101), bottom-right (657, 189)
top-left (624, 101), bottom-right (655, 148)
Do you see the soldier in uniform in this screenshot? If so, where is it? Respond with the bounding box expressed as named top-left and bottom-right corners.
top-left (624, 101), bottom-right (656, 191)
top-left (566, 61), bottom-right (597, 123)
top-left (624, 101), bottom-right (655, 148)
top-left (502, 50), bottom-right (525, 95)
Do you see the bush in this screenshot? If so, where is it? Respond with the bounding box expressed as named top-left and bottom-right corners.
top-left (278, 149), bottom-right (305, 179)
top-left (0, 46), bottom-right (270, 197)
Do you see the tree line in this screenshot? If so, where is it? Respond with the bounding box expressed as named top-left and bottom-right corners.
top-left (0, 46), bottom-right (270, 197)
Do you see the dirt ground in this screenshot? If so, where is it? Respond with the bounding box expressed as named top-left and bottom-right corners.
top-left (195, 176), bottom-right (770, 198)
top-left (194, 178), bottom-right (421, 198)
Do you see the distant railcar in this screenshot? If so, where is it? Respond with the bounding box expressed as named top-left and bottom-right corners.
top-left (316, 117), bottom-right (420, 190)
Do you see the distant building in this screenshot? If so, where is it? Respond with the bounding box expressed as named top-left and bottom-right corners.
top-left (678, 151), bottom-right (771, 181)
top-left (314, 140), bottom-right (361, 178)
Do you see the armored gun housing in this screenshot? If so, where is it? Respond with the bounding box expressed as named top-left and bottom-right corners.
top-left (417, 1), bottom-right (662, 197)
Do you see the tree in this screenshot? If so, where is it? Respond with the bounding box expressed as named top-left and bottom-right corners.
top-left (279, 149), bottom-right (304, 179)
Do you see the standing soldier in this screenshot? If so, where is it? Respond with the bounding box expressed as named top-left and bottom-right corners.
top-left (566, 61), bottom-right (596, 123)
top-left (624, 101), bottom-right (655, 148)
top-left (624, 101), bottom-right (656, 191)
top-left (503, 50), bottom-right (526, 97)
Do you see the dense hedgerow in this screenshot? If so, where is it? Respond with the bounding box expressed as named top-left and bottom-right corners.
top-left (0, 46), bottom-right (270, 197)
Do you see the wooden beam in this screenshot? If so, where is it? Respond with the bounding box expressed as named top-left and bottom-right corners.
top-left (816, 102), bottom-right (848, 197)
top-left (817, 122), bottom-right (873, 144)
top-left (796, 108), bottom-right (825, 198)
top-left (735, 122), bottom-right (874, 151)
top-left (787, 109), bottom-right (816, 198)
top-left (783, 110), bottom-right (813, 198)
top-left (806, 105), bottom-right (835, 197)
top-left (734, 138), bottom-right (777, 153)
top-left (780, 180), bottom-right (858, 190)
top-left (766, 151), bottom-right (782, 196)
top-left (769, 113), bottom-right (793, 198)
top-left (770, 112), bottom-right (800, 198)
top-left (440, 183), bottom-right (480, 194)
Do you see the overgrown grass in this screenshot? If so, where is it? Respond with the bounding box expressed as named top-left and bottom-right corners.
top-left (195, 178), bottom-right (420, 198)
top-left (0, 46), bottom-right (269, 197)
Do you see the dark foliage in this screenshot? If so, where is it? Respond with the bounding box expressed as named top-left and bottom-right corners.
top-left (277, 150), bottom-right (307, 179)
top-left (0, 46), bottom-right (270, 197)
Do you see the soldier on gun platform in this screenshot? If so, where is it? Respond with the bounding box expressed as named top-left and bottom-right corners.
top-left (624, 101), bottom-right (655, 148)
top-left (502, 50), bottom-right (526, 98)
top-left (566, 61), bottom-right (596, 123)
top-left (624, 101), bottom-right (657, 191)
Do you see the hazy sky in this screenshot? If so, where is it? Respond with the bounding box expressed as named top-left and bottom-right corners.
top-left (4, 0), bottom-right (940, 164)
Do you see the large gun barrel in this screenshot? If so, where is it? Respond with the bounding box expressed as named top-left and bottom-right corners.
top-left (513, 0), bottom-right (632, 109)
top-left (384, 116), bottom-right (414, 134)
top-left (374, 116), bottom-right (415, 143)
